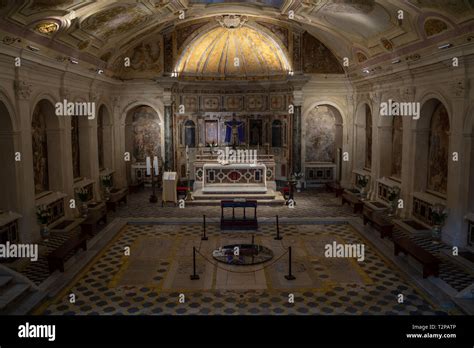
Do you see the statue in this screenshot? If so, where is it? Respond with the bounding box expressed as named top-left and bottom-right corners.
top-left (225, 114), bottom-right (245, 148)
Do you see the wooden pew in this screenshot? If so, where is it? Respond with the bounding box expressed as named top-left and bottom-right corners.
top-left (106, 189), bottom-right (128, 212)
top-left (341, 192), bottom-right (363, 213)
top-left (47, 234), bottom-right (87, 273)
top-left (393, 237), bottom-right (440, 278)
top-left (362, 208), bottom-right (394, 239)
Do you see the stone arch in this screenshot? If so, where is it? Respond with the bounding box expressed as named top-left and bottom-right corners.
top-left (413, 98), bottom-right (450, 196)
top-left (0, 100), bottom-right (19, 212)
top-left (124, 104), bottom-right (163, 185)
top-left (31, 99), bottom-right (62, 194)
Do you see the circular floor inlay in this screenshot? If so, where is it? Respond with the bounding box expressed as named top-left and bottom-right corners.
top-left (212, 244), bottom-right (273, 265)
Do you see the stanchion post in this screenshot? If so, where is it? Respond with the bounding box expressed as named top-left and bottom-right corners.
top-left (190, 246), bottom-right (200, 280)
top-left (274, 215), bottom-right (282, 240)
top-left (284, 246), bottom-right (296, 280)
top-left (201, 214), bottom-right (208, 241)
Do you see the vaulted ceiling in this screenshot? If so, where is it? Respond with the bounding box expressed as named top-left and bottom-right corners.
top-left (0, 0), bottom-right (473, 80)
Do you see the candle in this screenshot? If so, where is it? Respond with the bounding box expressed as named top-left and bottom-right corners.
top-left (146, 156), bottom-right (151, 176)
top-left (153, 156), bottom-right (158, 175)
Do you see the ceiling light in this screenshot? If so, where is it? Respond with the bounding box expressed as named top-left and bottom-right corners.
top-left (26, 45), bottom-right (40, 52)
top-left (362, 68), bottom-right (370, 74)
top-left (438, 43), bottom-right (452, 50)
top-left (97, 69), bottom-right (104, 75)
top-left (391, 59), bottom-right (401, 64)
top-left (69, 57), bottom-right (78, 64)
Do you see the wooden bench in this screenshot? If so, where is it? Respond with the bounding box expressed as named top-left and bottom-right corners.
top-left (325, 182), bottom-right (344, 197)
top-left (362, 208), bottom-right (394, 239)
top-left (80, 205), bottom-right (107, 236)
top-left (393, 237), bottom-right (440, 278)
top-left (47, 234), bottom-right (87, 273)
top-left (341, 192), bottom-right (363, 213)
top-left (106, 189), bottom-right (128, 212)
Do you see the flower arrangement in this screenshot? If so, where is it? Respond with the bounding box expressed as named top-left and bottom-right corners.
top-left (101, 174), bottom-right (112, 188)
top-left (36, 205), bottom-right (51, 225)
top-left (76, 187), bottom-right (89, 202)
top-left (387, 186), bottom-right (401, 203)
top-left (431, 204), bottom-right (448, 226)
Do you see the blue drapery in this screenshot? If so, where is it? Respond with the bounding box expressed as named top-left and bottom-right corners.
top-left (225, 120), bottom-right (245, 143)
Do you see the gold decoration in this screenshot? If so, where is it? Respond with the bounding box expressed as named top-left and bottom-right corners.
top-left (35, 22), bottom-right (59, 34)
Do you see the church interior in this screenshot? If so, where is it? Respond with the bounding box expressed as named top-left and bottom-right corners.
top-left (0, 0), bottom-right (473, 318)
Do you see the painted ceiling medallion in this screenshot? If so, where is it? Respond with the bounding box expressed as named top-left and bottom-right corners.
top-left (216, 14), bottom-right (248, 29)
top-left (35, 21), bottom-right (59, 34)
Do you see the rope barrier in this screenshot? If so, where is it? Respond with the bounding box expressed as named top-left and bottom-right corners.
top-left (195, 247), bottom-right (288, 274)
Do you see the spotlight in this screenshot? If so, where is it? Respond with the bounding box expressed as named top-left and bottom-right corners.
top-left (391, 58), bottom-right (401, 64)
top-left (362, 68), bottom-right (370, 74)
top-left (97, 69), bottom-right (104, 75)
top-left (69, 57), bottom-right (78, 64)
top-left (26, 45), bottom-right (40, 52)
top-left (288, 70), bottom-right (294, 76)
top-left (438, 43), bottom-right (452, 50)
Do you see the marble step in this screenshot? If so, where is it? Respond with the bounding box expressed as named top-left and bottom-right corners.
top-left (0, 283), bottom-right (30, 311)
top-left (0, 275), bottom-right (13, 288)
top-left (7, 289), bottom-right (48, 315)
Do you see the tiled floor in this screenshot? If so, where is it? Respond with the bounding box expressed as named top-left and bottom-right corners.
top-left (41, 223), bottom-right (453, 315)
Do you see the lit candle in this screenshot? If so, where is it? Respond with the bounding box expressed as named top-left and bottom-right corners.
top-left (146, 156), bottom-right (151, 176)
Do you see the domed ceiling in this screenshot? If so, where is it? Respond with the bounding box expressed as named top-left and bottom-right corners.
top-left (174, 23), bottom-right (291, 80)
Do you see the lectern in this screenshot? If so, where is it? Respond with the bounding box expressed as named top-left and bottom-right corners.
top-left (162, 172), bottom-right (178, 206)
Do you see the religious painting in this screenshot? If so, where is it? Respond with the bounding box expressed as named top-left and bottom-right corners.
top-left (31, 105), bottom-right (49, 194)
top-left (391, 116), bottom-right (403, 178)
top-left (71, 116), bottom-right (81, 178)
top-left (249, 119), bottom-right (263, 146)
top-left (132, 106), bottom-right (161, 162)
top-left (305, 106), bottom-right (336, 163)
top-left (205, 120), bottom-right (218, 145)
top-left (272, 120), bottom-right (283, 147)
top-left (97, 112), bottom-right (104, 170)
top-left (365, 106), bottom-right (372, 169)
top-left (427, 103), bottom-right (450, 194)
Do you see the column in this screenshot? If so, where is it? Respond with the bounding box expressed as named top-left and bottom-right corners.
top-left (291, 90), bottom-right (303, 174)
top-left (164, 100), bottom-right (174, 171)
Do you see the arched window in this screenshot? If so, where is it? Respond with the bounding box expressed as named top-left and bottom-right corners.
top-left (365, 106), bottom-right (372, 169)
top-left (71, 116), bottom-right (81, 178)
top-left (427, 103), bottom-right (449, 194)
top-left (32, 104), bottom-right (49, 193)
top-left (185, 120), bottom-right (196, 147)
top-left (271, 120), bottom-right (282, 147)
top-left (391, 116), bottom-right (403, 178)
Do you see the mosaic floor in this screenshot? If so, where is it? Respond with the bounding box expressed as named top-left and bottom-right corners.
top-left (40, 223), bottom-right (454, 315)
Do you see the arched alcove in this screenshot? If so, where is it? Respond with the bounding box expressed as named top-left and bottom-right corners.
top-left (98, 105), bottom-right (114, 170)
top-left (355, 103), bottom-right (372, 171)
top-left (0, 101), bottom-right (18, 211)
top-left (124, 105), bottom-right (162, 184)
top-left (31, 99), bottom-right (61, 194)
top-left (414, 98), bottom-right (450, 196)
top-left (184, 119), bottom-right (196, 147)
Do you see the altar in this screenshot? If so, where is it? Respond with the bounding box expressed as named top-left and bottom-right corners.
top-left (190, 151), bottom-right (284, 204)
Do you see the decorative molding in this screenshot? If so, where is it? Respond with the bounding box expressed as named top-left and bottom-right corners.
top-left (14, 80), bottom-right (32, 100)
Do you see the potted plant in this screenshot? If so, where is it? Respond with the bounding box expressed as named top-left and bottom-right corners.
top-left (387, 186), bottom-right (401, 216)
top-left (101, 174), bottom-right (113, 201)
top-left (431, 204), bottom-right (448, 242)
top-left (36, 205), bottom-right (51, 240)
top-left (357, 175), bottom-right (370, 200)
top-left (76, 187), bottom-right (89, 218)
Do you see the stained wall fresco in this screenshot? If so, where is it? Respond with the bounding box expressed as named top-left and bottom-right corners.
top-left (427, 103), bottom-right (450, 194)
top-left (424, 18), bottom-right (448, 37)
top-left (302, 32), bottom-right (344, 74)
top-left (71, 117), bottom-right (81, 178)
top-left (305, 106), bottom-right (336, 163)
top-left (132, 106), bottom-right (161, 162)
top-left (365, 106), bottom-right (372, 169)
top-left (31, 105), bottom-right (49, 194)
top-left (391, 116), bottom-right (403, 178)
